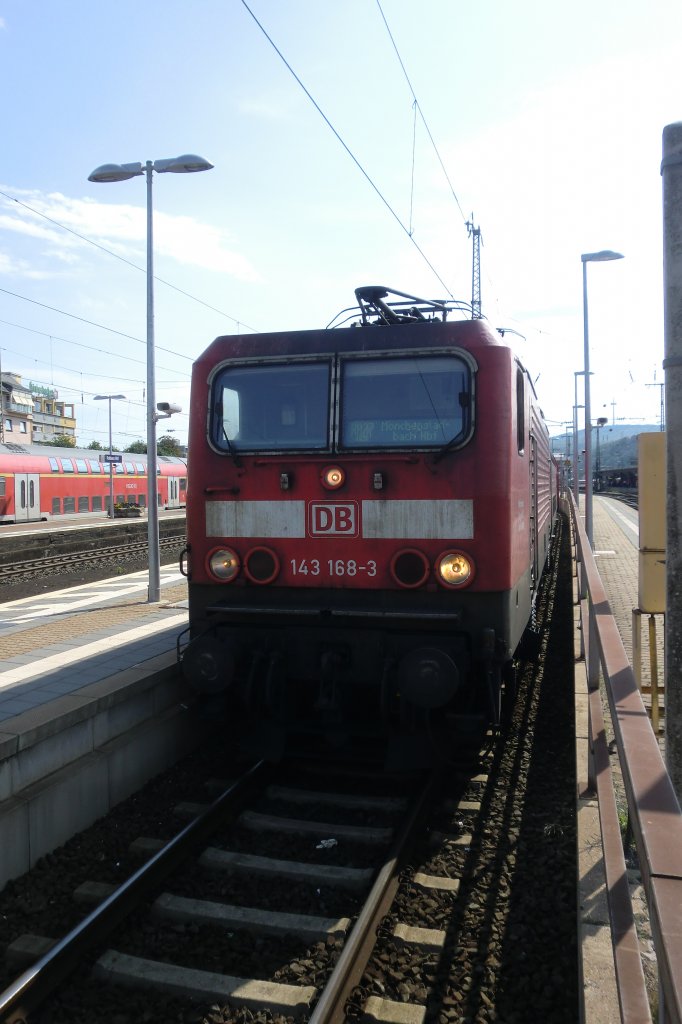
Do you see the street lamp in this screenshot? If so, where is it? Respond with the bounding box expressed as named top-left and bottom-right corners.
top-left (88, 154), bottom-right (213, 601)
top-left (573, 370), bottom-right (586, 505)
top-left (93, 394), bottom-right (126, 517)
top-left (581, 249), bottom-right (624, 545)
top-left (595, 416), bottom-right (608, 487)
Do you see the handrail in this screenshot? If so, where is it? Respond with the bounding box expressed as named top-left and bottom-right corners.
top-left (568, 490), bottom-right (682, 1022)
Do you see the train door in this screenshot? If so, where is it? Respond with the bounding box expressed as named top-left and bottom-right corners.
top-left (15, 473), bottom-right (41, 522)
top-left (167, 476), bottom-right (182, 508)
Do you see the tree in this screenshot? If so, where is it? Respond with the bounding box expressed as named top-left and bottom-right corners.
top-left (125, 440), bottom-right (147, 454)
top-left (157, 434), bottom-right (183, 456)
top-left (49, 434), bottom-right (77, 448)
top-left (87, 440), bottom-right (104, 450)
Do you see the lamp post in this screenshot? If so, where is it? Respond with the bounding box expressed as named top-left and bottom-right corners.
top-left (581, 250), bottom-right (624, 545)
top-left (595, 415), bottom-right (608, 488)
top-left (88, 155), bottom-right (213, 601)
top-left (93, 394), bottom-right (126, 517)
top-left (573, 370), bottom-right (586, 505)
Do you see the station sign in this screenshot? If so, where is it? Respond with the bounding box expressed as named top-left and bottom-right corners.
top-left (104, 454), bottom-right (123, 464)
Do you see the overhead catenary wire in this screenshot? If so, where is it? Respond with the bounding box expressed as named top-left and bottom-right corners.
top-left (374, 0), bottom-right (467, 226)
top-left (0, 188), bottom-right (258, 334)
top-left (0, 317), bottom-right (191, 379)
top-left (238, 0), bottom-right (455, 299)
top-left (0, 286), bottom-right (194, 361)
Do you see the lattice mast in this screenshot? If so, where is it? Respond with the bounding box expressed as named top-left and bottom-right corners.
top-left (466, 218), bottom-right (482, 319)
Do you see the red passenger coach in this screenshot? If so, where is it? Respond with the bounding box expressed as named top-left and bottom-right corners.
top-left (0, 444), bottom-right (187, 523)
top-left (181, 287), bottom-right (557, 762)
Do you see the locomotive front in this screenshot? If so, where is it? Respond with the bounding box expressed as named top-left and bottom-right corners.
top-left (181, 289), bottom-right (543, 759)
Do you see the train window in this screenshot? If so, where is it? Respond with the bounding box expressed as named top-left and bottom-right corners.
top-left (89, 460), bottom-right (102, 473)
top-left (125, 462), bottom-right (135, 474)
top-left (76, 460), bottom-right (88, 473)
top-left (135, 462), bottom-right (145, 473)
top-left (0, 477), bottom-right (5, 496)
top-left (211, 361), bottom-right (331, 452)
top-left (63, 497), bottom-right (75, 513)
top-left (61, 459), bottom-right (74, 473)
top-left (78, 496), bottom-right (89, 512)
top-left (49, 458), bottom-right (60, 472)
top-left (115, 463), bottom-right (124, 474)
top-left (180, 478), bottom-right (187, 490)
top-left (93, 496), bottom-right (103, 511)
top-left (340, 356), bottom-right (471, 449)
top-left (52, 497), bottom-right (61, 514)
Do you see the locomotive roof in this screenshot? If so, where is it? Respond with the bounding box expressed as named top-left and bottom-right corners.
top-left (200, 316), bottom-right (505, 364)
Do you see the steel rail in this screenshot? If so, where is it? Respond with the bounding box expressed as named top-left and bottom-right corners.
top-left (308, 768), bottom-right (440, 1024)
top-left (0, 760), bottom-right (270, 1024)
top-left (0, 531), bottom-right (185, 579)
top-left (569, 491), bottom-right (682, 1023)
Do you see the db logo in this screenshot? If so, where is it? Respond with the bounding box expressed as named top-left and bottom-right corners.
top-left (309, 502), bottom-right (358, 537)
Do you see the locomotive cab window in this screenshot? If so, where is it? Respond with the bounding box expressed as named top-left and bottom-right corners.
top-left (340, 355), bottom-right (471, 449)
top-left (211, 361), bottom-right (331, 452)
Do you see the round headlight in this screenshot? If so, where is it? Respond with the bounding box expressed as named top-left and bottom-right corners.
top-left (390, 548), bottom-right (430, 588)
top-left (437, 551), bottom-right (474, 588)
top-left (207, 547), bottom-right (240, 582)
top-left (244, 546), bottom-right (280, 584)
top-left (321, 465), bottom-right (346, 490)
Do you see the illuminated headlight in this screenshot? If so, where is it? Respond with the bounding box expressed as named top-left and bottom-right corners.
top-left (322, 465), bottom-right (346, 490)
top-left (437, 551), bottom-right (474, 587)
top-left (207, 547), bottom-right (240, 582)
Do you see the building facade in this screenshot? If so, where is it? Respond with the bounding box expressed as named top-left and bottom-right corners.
top-left (30, 382), bottom-right (76, 444)
top-left (0, 374), bottom-right (76, 445)
top-left (0, 373), bottom-right (33, 443)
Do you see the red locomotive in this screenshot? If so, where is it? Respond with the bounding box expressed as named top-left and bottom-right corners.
top-left (0, 444), bottom-right (187, 523)
top-left (181, 287), bottom-right (557, 761)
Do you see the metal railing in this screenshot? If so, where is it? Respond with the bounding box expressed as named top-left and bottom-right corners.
top-left (569, 490), bottom-right (682, 1022)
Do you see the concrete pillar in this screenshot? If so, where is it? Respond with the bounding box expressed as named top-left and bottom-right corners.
top-left (662, 122), bottom-right (682, 800)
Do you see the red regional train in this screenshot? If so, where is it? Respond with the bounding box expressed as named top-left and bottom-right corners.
top-left (0, 444), bottom-right (187, 523)
top-left (180, 287), bottom-right (558, 763)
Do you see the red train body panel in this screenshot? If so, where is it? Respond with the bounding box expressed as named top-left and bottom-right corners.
top-left (181, 288), bottom-right (558, 760)
top-left (0, 445), bottom-right (187, 523)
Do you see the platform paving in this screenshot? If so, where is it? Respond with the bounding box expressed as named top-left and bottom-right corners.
top-left (591, 495), bottom-right (665, 735)
top-left (0, 566), bottom-right (188, 724)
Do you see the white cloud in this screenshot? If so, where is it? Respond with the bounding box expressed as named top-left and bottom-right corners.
top-left (0, 187), bottom-right (259, 282)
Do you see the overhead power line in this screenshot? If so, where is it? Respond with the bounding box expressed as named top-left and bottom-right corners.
top-left (0, 286), bottom-right (194, 361)
top-left (239, 0), bottom-right (454, 298)
top-left (0, 188), bottom-right (258, 333)
top-left (0, 316), bottom-right (190, 377)
top-left (374, 0), bottom-right (467, 225)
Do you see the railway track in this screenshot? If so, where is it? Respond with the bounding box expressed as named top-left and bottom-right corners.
top-left (0, 525), bottom-right (186, 583)
top-left (599, 488), bottom-right (638, 509)
top-left (0, 757), bottom-right (450, 1023)
top-left (0, 707), bottom-right (573, 1024)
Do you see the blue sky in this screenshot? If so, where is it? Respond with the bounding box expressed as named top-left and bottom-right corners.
top-left (0, 0), bottom-right (679, 449)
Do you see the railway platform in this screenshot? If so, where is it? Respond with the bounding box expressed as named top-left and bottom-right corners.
top-left (0, 567), bottom-right (212, 887)
top-left (575, 495), bottom-right (663, 1024)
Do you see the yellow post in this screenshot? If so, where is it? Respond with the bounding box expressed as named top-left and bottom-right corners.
top-left (649, 614), bottom-right (660, 735)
